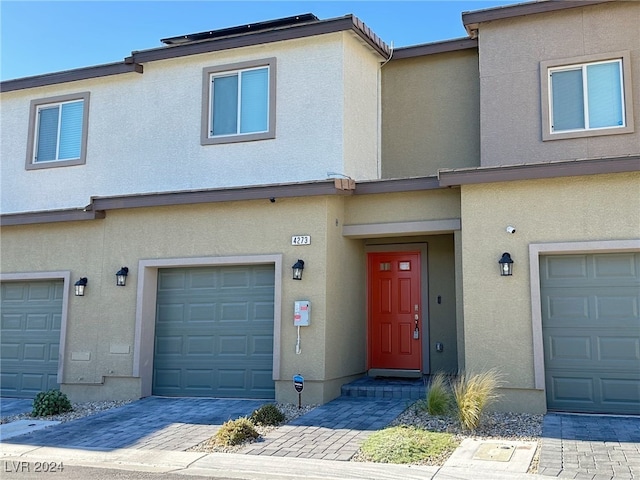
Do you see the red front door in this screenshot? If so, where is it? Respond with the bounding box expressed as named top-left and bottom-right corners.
top-left (368, 252), bottom-right (422, 370)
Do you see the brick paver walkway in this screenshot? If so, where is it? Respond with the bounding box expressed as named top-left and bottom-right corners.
top-left (241, 397), bottom-right (407, 460)
top-left (538, 414), bottom-right (640, 480)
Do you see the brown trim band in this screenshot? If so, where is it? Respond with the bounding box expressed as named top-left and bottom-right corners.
top-left (392, 38), bottom-right (477, 60)
top-left (438, 156), bottom-right (640, 186)
top-left (91, 181), bottom-right (351, 211)
top-left (3, 156), bottom-right (637, 226)
top-left (354, 177), bottom-right (441, 194)
top-left (0, 209), bottom-right (105, 227)
top-left (1, 63), bottom-right (143, 93)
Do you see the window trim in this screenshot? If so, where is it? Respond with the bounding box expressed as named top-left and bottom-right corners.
top-left (201, 58), bottom-right (276, 145)
top-left (26, 92), bottom-right (90, 170)
top-left (540, 51), bottom-right (633, 141)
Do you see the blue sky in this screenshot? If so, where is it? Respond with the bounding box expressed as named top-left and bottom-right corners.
top-left (1, 1), bottom-right (515, 81)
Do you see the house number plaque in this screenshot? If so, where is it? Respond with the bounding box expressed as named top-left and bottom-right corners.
top-left (291, 235), bottom-right (311, 245)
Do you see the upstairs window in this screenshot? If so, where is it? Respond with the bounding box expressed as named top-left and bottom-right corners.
top-left (541, 52), bottom-right (633, 141)
top-left (26, 93), bottom-right (90, 169)
top-left (201, 58), bottom-right (276, 145)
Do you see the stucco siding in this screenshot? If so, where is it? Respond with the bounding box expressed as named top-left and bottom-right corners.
top-left (345, 188), bottom-right (461, 226)
top-left (478, 1), bottom-right (640, 166)
top-left (343, 33), bottom-right (382, 180)
top-left (460, 172), bottom-right (640, 412)
top-left (381, 49), bottom-right (480, 178)
top-left (1, 33), bottom-right (382, 214)
top-left (0, 196), bottom-right (338, 403)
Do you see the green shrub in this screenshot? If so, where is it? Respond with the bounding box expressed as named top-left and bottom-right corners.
top-left (215, 417), bottom-right (259, 446)
top-left (250, 403), bottom-right (285, 426)
top-left (426, 372), bottom-right (452, 416)
top-left (32, 390), bottom-right (73, 417)
top-left (452, 369), bottom-right (502, 431)
top-left (359, 425), bottom-right (458, 464)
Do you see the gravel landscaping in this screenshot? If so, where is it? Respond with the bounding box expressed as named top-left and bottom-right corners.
top-left (1, 398), bottom-right (542, 470)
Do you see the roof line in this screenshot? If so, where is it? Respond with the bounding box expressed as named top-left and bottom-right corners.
top-left (129, 15), bottom-right (389, 64)
top-left (392, 38), bottom-right (477, 60)
top-left (3, 156), bottom-right (635, 226)
top-left (462, 0), bottom-right (617, 37)
top-left (438, 155), bottom-right (640, 186)
top-left (0, 62), bottom-right (143, 93)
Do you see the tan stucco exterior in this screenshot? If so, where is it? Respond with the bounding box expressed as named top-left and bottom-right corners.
top-left (459, 172), bottom-right (640, 412)
top-left (381, 49), bottom-right (480, 178)
top-left (477, 1), bottom-right (640, 166)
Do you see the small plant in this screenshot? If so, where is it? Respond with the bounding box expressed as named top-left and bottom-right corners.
top-left (215, 417), bottom-right (259, 446)
top-left (250, 403), bottom-right (285, 426)
top-left (426, 372), bottom-right (452, 416)
top-left (359, 425), bottom-right (458, 464)
top-left (452, 369), bottom-right (502, 431)
top-left (32, 390), bottom-right (73, 417)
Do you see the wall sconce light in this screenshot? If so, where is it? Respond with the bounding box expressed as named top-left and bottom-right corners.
top-left (74, 277), bottom-right (88, 296)
top-left (292, 260), bottom-right (305, 280)
top-left (116, 267), bottom-right (129, 286)
top-left (499, 252), bottom-right (513, 276)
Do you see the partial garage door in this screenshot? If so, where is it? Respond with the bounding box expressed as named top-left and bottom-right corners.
top-left (541, 253), bottom-right (640, 414)
top-left (153, 265), bottom-right (275, 398)
top-left (1, 280), bottom-right (63, 398)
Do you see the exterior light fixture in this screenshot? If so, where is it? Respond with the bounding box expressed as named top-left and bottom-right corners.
top-left (74, 277), bottom-right (88, 296)
top-left (499, 252), bottom-right (513, 276)
top-left (292, 260), bottom-right (305, 280)
top-left (116, 267), bottom-right (129, 286)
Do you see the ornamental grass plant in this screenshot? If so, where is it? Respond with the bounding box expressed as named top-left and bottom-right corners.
top-left (452, 369), bottom-right (502, 431)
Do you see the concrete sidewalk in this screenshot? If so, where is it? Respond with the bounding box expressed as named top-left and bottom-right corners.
top-left (0, 444), bottom-right (547, 480)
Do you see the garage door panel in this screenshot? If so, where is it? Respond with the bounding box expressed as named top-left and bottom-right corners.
top-left (219, 335), bottom-right (248, 355)
top-left (601, 376), bottom-right (640, 405)
top-left (153, 265), bottom-right (275, 398)
top-left (596, 295), bottom-right (639, 321)
top-left (186, 336), bottom-right (215, 355)
top-left (221, 303), bottom-right (249, 322)
top-left (593, 253), bottom-right (638, 278)
top-left (1, 280), bottom-right (62, 398)
top-left (541, 253), bottom-right (640, 414)
top-left (252, 335), bottom-right (274, 355)
top-left (598, 337), bottom-right (640, 362)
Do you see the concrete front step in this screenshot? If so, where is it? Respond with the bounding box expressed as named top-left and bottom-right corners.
top-left (340, 376), bottom-right (426, 400)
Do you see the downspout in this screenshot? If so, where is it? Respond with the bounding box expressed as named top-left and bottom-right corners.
top-left (377, 41), bottom-right (394, 179)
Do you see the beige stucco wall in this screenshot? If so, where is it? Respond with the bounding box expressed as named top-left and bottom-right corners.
top-left (381, 49), bottom-right (480, 178)
top-left (345, 188), bottom-right (461, 225)
top-left (478, 1), bottom-right (640, 166)
top-left (460, 172), bottom-right (640, 413)
top-left (343, 33), bottom-right (383, 181)
top-left (0, 196), bottom-right (350, 404)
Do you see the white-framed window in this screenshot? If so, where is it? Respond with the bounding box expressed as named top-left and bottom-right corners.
top-left (201, 58), bottom-right (276, 145)
top-left (541, 52), bottom-right (633, 141)
top-left (26, 92), bottom-right (90, 170)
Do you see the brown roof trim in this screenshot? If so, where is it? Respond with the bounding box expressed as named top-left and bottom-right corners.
top-left (91, 180), bottom-right (353, 211)
top-left (0, 62), bottom-right (143, 93)
top-left (463, 0), bottom-right (616, 37)
top-left (438, 156), bottom-right (640, 186)
top-left (392, 38), bottom-right (477, 60)
top-left (0, 209), bottom-right (105, 227)
top-left (130, 15), bottom-right (390, 64)
top-left (355, 176), bottom-right (441, 194)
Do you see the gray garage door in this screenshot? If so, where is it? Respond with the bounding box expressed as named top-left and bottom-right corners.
top-left (153, 265), bottom-right (275, 398)
top-left (541, 253), bottom-right (640, 414)
top-left (1, 280), bottom-right (63, 398)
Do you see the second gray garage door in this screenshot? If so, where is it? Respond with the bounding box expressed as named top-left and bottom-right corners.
top-left (540, 253), bottom-right (640, 414)
top-left (153, 265), bottom-right (275, 399)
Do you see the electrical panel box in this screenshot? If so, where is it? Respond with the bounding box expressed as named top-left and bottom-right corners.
top-left (294, 301), bottom-right (310, 326)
